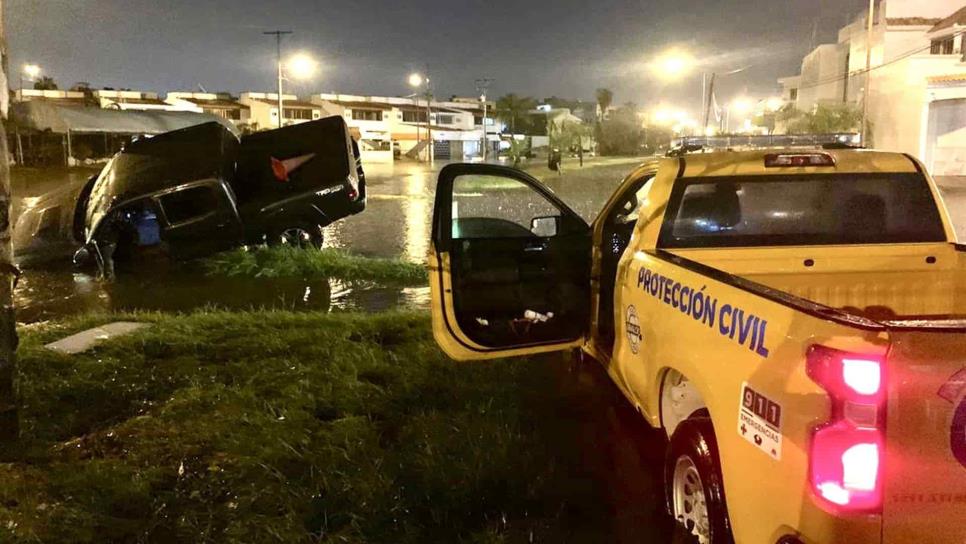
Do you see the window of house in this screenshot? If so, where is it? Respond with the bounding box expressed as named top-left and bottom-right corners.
top-left (789, 88), bottom-right (798, 101)
top-left (352, 109), bottom-right (383, 121)
top-left (474, 115), bottom-right (483, 125)
top-left (438, 114), bottom-right (454, 125)
top-left (931, 37), bottom-right (955, 55)
top-left (284, 108), bottom-right (313, 120)
top-left (402, 110), bottom-right (428, 123)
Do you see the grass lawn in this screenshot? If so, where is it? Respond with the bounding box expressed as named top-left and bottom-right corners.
top-left (203, 247), bottom-right (427, 284)
top-left (0, 311), bottom-right (671, 543)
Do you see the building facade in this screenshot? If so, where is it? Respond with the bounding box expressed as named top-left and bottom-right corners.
top-left (238, 92), bottom-right (324, 132)
top-left (165, 92), bottom-right (251, 127)
top-left (780, 0), bottom-right (966, 175)
top-left (312, 93), bottom-right (497, 162)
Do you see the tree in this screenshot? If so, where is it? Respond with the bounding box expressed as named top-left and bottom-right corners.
top-left (33, 75), bottom-right (57, 90)
top-left (0, 0), bottom-right (18, 443)
top-left (779, 103), bottom-right (862, 134)
top-left (595, 88), bottom-right (613, 121)
top-left (597, 104), bottom-right (644, 156)
top-left (495, 93), bottom-right (537, 134)
top-left (550, 119), bottom-right (591, 153)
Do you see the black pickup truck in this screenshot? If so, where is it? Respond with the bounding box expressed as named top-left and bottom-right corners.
top-left (73, 116), bottom-right (366, 272)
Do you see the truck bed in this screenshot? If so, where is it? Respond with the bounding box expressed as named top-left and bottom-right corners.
top-left (671, 243), bottom-right (966, 326)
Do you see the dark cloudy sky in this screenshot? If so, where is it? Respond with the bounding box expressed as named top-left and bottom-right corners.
top-left (7, 0), bottom-right (868, 114)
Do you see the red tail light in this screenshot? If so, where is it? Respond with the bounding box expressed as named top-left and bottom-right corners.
top-left (806, 345), bottom-right (886, 513)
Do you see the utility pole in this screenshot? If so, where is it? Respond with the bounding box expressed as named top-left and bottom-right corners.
top-left (424, 69), bottom-right (433, 162)
top-left (476, 78), bottom-right (493, 161)
top-left (264, 30), bottom-right (292, 129)
top-left (861, 0), bottom-right (875, 146)
top-left (703, 73), bottom-right (717, 132)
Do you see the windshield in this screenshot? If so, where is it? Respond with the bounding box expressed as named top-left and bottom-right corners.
top-left (659, 173), bottom-right (947, 248)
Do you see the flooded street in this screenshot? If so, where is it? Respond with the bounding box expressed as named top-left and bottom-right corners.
top-left (11, 159), bottom-right (636, 323)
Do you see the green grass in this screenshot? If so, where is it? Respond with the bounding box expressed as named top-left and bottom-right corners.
top-left (0, 310), bottom-right (647, 543)
top-left (203, 247), bottom-right (428, 285)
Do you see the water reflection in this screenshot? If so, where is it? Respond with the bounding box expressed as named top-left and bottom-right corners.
top-left (10, 160), bottom-right (629, 323)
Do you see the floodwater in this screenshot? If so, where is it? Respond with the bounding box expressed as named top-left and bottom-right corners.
top-left (11, 159), bottom-right (634, 323)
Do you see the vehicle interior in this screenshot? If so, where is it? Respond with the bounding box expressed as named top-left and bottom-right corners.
top-left (437, 169), bottom-right (591, 349)
top-left (596, 175), bottom-right (653, 350)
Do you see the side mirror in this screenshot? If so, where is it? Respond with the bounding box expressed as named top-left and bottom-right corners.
top-left (530, 216), bottom-right (559, 238)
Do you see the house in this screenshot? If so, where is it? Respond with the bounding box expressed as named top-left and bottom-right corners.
top-left (165, 92), bottom-right (251, 128)
top-left (312, 93), bottom-right (491, 162)
top-left (94, 90), bottom-right (192, 112)
top-left (778, 0), bottom-right (966, 175)
top-left (238, 92), bottom-right (324, 131)
top-left (12, 89), bottom-right (88, 106)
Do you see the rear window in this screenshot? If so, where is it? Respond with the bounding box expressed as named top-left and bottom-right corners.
top-left (659, 173), bottom-right (946, 248)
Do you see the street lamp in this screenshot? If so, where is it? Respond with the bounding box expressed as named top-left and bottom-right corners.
top-left (725, 98), bottom-right (753, 133)
top-left (408, 72), bottom-right (432, 161)
top-left (21, 64), bottom-right (40, 98)
top-left (287, 54), bottom-right (318, 80)
top-left (651, 50), bottom-right (695, 80)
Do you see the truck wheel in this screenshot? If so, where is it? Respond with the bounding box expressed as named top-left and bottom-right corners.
top-left (666, 417), bottom-right (733, 544)
top-left (269, 223), bottom-right (324, 249)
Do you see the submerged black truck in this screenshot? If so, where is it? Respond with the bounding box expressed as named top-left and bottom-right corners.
top-left (73, 116), bottom-right (366, 273)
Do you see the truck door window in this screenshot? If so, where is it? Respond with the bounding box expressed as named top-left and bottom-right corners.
top-left (159, 185), bottom-right (219, 226)
top-left (659, 173), bottom-right (946, 248)
top-left (452, 175), bottom-right (561, 239)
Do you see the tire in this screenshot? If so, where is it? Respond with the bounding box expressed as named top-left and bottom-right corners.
top-left (665, 417), bottom-right (734, 544)
top-left (268, 222), bottom-right (324, 249)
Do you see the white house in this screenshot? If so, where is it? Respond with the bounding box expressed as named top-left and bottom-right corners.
top-left (778, 0), bottom-right (966, 175)
top-left (166, 92), bottom-right (251, 128)
top-left (311, 93), bottom-right (492, 162)
top-left (94, 90), bottom-right (193, 112)
top-left (238, 92), bottom-right (324, 131)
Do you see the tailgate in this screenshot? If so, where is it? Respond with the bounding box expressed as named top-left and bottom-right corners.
top-left (882, 331), bottom-right (966, 543)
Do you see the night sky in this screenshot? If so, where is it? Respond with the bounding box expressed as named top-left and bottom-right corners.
top-left (8, 0), bottom-right (869, 115)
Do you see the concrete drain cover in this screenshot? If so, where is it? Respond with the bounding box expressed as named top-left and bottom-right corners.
top-left (44, 322), bottom-right (150, 354)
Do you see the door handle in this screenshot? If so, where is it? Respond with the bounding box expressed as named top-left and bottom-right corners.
top-left (524, 243), bottom-right (546, 253)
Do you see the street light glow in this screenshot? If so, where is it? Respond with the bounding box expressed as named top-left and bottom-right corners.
top-left (286, 54), bottom-right (317, 80)
top-left (408, 73), bottom-right (424, 88)
top-left (652, 50), bottom-right (694, 80)
top-left (23, 64), bottom-right (40, 78)
top-left (731, 98), bottom-right (752, 113)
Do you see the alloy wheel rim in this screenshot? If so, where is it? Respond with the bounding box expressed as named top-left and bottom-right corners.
top-left (672, 455), bottom-right (711, 544)
top-left (279, 227), bottom-right (313, 247)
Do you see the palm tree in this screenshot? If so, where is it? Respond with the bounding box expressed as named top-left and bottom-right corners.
top-left (496, 94), bottom-right (537, 134)
top-left (595, 88), bottom-right (613, 121)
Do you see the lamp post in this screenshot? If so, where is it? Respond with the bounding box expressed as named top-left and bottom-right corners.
top-left (476, 78), bottom-right (493, 161)
top-left (408, 73), bottom-right (432, 161)
top-left (650, 49), bottom-right (749, 134)
top-left (264, 30), bottom-right (293, 128)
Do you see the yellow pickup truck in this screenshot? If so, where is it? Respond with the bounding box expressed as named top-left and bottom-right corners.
top-left (427, 150), bottom-right (966, 544)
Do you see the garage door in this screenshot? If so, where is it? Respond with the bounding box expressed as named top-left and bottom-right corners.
top-left (926, 98), bottom-right (966, 176)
